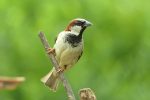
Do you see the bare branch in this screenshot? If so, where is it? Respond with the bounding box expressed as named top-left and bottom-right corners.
top-left (79, 88), bottom-right (96, 100)
top-left (38, 32), bottom-right (76, 100)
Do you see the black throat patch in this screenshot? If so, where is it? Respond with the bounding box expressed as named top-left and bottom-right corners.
top-left (65, 33), bottom-right (82, 47)
top-left (65, 27), bottom-right (86, 47)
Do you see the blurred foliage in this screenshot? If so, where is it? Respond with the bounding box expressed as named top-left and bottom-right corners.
top-left (0, 0), bottom-right (150, 100)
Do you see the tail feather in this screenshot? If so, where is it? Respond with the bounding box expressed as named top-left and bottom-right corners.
top-left (41, 68), bottom-right (60, 92)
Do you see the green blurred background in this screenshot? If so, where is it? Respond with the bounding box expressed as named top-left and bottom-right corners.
top-left (0, 0), bottom-right (150, 100)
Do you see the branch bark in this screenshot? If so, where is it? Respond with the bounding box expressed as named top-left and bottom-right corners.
top-left (38, 32), bottom-right (76, 100)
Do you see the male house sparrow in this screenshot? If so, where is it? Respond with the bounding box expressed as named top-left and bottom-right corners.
top-left (41, 18), bottom-right (92, 91)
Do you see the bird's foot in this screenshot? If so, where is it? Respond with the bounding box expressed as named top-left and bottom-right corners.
top-left (46, 48), bottom-right (56, 56)
top-left (56, 67), bottom-right (65, 74)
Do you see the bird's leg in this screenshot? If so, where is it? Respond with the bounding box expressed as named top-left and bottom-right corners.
top-left (56, 66), bottom-right (65, 74)
top-left (46, 48), bottom-right (56, 56)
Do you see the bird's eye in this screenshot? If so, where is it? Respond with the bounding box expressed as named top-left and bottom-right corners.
top-left (82, 21), bottom-right (86, 24)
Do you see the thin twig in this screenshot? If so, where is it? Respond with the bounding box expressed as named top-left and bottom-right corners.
top-left (38, 32), bottom-right (76, 100)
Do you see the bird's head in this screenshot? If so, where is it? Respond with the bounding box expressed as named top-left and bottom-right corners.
top-left (65, 18), bottom-right (92, 35)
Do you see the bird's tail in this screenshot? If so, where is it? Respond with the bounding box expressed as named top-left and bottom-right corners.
top-left (41, 67), bottom-right (60, 92)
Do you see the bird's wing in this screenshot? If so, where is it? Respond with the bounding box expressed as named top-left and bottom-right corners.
top-left (77, 51), bottom-right (83, 62)
top-left (54, 36), bottom-right (58, 43)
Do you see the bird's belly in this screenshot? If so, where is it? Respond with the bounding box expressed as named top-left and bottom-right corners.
top-left (58, 46), bottom-right (82, 69)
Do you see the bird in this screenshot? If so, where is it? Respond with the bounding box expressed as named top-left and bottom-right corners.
top-left (41, 18), bottom-right (92, 91)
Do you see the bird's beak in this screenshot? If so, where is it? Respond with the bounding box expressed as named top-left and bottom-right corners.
top-left (84, 21), bottom-right (92, 27)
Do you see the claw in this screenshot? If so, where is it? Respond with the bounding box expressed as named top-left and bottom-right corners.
top-left (46, 48), bottom-right (55, 56)
top-left (56, 67), bottom-right (64, 74)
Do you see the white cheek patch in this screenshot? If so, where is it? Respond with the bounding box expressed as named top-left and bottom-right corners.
top-left (71, 25), bottom-right (82, 34)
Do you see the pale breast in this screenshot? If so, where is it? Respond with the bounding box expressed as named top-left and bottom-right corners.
top-left (59, 43), bottom-right (83, 69)
top-left (54, 31), bottom-right (83, 70)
